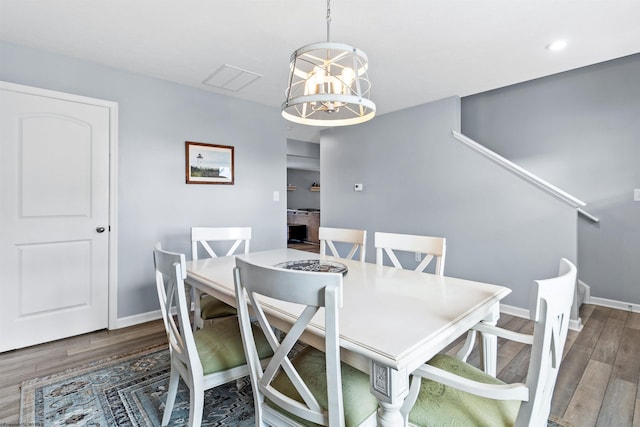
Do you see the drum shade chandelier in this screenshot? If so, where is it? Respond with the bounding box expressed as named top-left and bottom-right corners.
top-left (281, 0), bottom-right (376, 127)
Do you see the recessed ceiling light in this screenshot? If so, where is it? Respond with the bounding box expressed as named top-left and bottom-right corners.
top-left (547, 40), bottom-right (568, 51)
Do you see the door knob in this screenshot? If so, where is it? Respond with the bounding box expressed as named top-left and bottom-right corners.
top-left (96, 226), bottom-right (106, 233)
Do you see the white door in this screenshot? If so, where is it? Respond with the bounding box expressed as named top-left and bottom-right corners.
top-left (0, 84), bottom-right (111, 352)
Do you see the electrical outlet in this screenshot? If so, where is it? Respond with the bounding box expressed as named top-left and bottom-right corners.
top-left (415, 252), bottom-right (421, 262)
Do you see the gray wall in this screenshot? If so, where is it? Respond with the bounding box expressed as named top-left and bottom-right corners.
top-left (287, 139), bottom-right (320, 171)
top-left (286, 169), bottom-right (321, 210)
top-left (286, 139), bottom-right (321, 209)
top-left (0, 42), bottom-right (288, 318)
top-left (462, 54), bottom-right (640, 305)
top-left (5, 38), bottom-right (626, 320)
top-left (321, 96), bottom-right (577, 309)
top-left (287, 139), bottom-right (321, 159)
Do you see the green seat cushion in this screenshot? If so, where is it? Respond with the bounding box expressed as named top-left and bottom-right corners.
top-left (194, 317), bottom-right (272, 375)
top-left (268, 346), bottom-right (378, 427)
top-left (409, 354), bottom-right (521, 427)
top-left (200, 295), bottom-right (237, 319)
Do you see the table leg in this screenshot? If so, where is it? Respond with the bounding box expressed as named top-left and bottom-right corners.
top-left (478, 304), bottom-right (501, 376)
top-left (378, 401), bottom-right (406, 427)
top-left (370, 362), bottom-right (409, 427)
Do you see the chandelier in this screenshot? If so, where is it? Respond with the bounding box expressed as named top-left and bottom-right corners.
top-left (281, 0), bottom-right (376, 127)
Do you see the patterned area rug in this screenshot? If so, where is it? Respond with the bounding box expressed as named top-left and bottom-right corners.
top-left (20, 346), bottom-right (255, 426)
top-left (21, 346), bottom-right (573, 426)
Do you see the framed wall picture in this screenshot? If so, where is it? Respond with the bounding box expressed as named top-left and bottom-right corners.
top-left (185, 141), bottom-right (234, 185)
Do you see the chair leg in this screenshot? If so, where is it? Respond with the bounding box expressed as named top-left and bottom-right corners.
top-left (399, 375), bottom-right (422, 425)
top-left (184, 284), bottom-right (193, 318)
top-left (162, 366), bottom-right (180, 426)
top-left (456, 330), bottom-right (476, 362)
top-left (193, 289), bottom-right (204, 331)
top-left (189, 379), bottom-right (205, 427)
top-left (254, 398), bottom-right (268, 427)
top-left (457, 328), bottom-right (499, 376)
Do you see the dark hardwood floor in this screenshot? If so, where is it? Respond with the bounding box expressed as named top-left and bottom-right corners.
top-left (287, 241), bottom-right (321, 253)
top-left (1, 304), bottom-right (638, 426)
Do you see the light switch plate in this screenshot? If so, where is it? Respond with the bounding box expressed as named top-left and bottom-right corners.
top-left (634, 189), bottom-right (640, 202)
top-left (354, 183), bottom-right (363, 192)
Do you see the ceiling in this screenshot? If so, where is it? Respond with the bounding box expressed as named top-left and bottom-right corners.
top-left (2, 1), bottom-right (639, 143)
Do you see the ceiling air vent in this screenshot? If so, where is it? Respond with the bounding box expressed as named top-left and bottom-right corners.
top-left (202, 64), bottom-right (262, 92)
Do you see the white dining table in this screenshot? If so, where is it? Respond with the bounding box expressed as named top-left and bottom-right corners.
top-left (186, 248), bottom-right (511, 427)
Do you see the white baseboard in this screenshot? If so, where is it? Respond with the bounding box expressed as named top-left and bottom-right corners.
top-left (578, 280), bottom-right (591, 303)
top-left (499, 279), bottom-right (640, 332)
top-left (114, 310), bottom-right (163, 329)
top-left (588, 297), bottom-right (640, 313)
top-left (500, 304), bottom-right (583, 331)
top-left (113, 302), bottom-right (195, 329)
top-left (579, 279), bottom-right (638, 313)
top-left (499, 304), bottom-right (529, 320)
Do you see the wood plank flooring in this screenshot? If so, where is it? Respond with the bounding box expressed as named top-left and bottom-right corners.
top-left (0, 320), bottom-right (167, 425)
top-left (442, 304), bottom-right (640, 427)
top-left (1, 304), bottom-right (638, 426)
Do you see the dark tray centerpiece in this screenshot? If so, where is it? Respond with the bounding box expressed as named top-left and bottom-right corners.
top-left (274, 259), bottom-right (348, 275)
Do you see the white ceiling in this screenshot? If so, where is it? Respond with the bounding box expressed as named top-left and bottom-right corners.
top-left (2, 0), bottom-right (639, 143)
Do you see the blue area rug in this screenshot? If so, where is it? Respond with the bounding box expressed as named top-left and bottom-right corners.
top-left (20, 345), bottom-right (572, 426)
top-left (20, 346), bottom-right (254, 426)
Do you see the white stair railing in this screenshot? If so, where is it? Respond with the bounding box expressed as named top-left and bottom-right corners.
top-left (452, 130), bottom-right (599, 223)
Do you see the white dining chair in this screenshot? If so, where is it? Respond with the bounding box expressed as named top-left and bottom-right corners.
top-left (233, 257), bottom-right (379, 427)
top-left (375, 230), bottom-right (483, 358)
top-left (153, 243), bottom-right (272, 427)
top-left (374, 231), bottom-right (499, 372)
top-left (402, 258), bottom-right (577, 427)
top-left (319, 226), bottom-right (367, 262)
top-left (189, 226), bottom-right (251, 330)
top-left (374, 231), bottom-right (446, 274)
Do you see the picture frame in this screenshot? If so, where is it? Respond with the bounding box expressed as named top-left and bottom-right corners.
top-left (185, 141), bottom-right (234, 185)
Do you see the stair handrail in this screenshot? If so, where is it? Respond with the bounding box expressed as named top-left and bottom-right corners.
top-left (452, 130), bottom-right (599, 223)
top-left (576, 207), bottom-right (600, 223)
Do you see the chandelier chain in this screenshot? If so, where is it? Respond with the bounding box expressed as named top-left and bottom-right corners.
top-left (326, 0), bottom-right (331, 42)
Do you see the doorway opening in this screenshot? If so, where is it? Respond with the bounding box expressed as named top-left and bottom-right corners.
top-left (286, 140), bottom-right (320, 254)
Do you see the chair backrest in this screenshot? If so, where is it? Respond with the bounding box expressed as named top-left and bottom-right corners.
top-left (518, 258), bottom-right (577, 426)
top-left (374, 231), bottom-right (446, 275)
top-left (319, 226), bottom-right (367, 262)
top-left (153, 243), bottom-right (203, 378)
top-left (191, 226), bottom-right (251, 260)
top-left (233, 257), bottom-right (345, 427)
